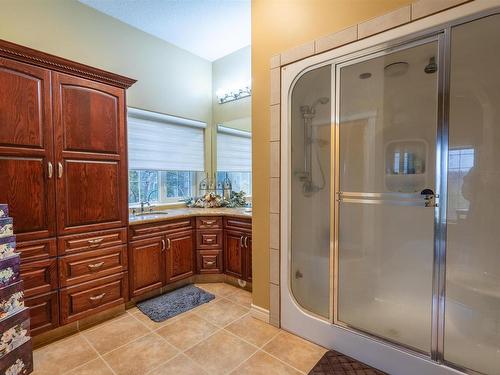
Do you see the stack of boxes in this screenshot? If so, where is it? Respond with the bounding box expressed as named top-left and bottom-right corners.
top-left (0, 205), bottom-right (33, 375)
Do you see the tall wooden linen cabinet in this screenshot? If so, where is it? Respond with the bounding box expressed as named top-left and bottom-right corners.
top-left (0, 39), bottom-right (136, 335)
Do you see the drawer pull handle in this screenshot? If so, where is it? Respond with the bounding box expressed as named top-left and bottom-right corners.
top-left (204, 220), bottom-right (215, 225)
top-left (205, 261), bottom-right (215, 266)
top-left (88, 238), bottom-right (104, 247)
top-left (87, 262), bottom-right (104, 271)
top-left (89, 293), bottom-right (106, 302)
top-left (205, 238), bottom-right (214, 243)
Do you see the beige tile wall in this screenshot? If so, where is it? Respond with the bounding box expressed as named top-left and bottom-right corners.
top-left (268, 0), bottom-right (471, 327)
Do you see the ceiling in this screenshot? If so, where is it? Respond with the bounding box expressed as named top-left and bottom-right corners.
top-left (79, 0), bottom-right (251, 61)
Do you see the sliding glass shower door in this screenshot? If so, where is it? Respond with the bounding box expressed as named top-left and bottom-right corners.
top-left (444, 14), bottom-right (500, 374)
top-left (335, 38), bottom-right (441, 353)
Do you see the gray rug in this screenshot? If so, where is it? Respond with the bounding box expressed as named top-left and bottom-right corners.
top-left (136, 284), bottom-right (215, 322)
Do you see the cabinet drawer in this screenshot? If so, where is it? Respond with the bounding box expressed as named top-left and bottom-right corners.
top-left (17, 238), bottom-right (57, 263)
top-left (130, 218), bottom-right (193, 241)
top-left (197, 250), bottom-right (223, 274)
top-left (60, 272), bottom-right (128, 324)
top-left (59, 244), bottom-right (127, 287)
top-left (20, 258), bottom-right (58, 297)
top-left (224, 217), bottom-right (252, 231)
top-left (59, 227), bottom-right (127, 256)
top-left (25, 291), bottom-right (59, 336)
top-left (196, 217), bottom-right (222, 229)
top-left (196, 230), bottom-right (223, 249)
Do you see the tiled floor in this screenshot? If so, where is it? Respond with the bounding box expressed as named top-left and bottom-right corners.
top-left (32, 283), bottom-right (327, 375)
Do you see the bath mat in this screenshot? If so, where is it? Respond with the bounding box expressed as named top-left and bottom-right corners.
top-left (308, 350), bottom-right (386, 375)
top-left (136, 284), bottom-right (215, 322)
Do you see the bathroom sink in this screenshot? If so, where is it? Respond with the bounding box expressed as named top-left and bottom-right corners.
top-left (134, 211), bottom-right (169, 216)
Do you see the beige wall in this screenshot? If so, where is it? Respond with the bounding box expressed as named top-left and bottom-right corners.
top-left (0, 0), bottom-right (213, 125)
top-left (251, 0), bottom-right (414, 310)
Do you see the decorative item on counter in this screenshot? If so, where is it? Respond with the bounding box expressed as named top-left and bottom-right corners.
top-left (0, 219), bottom-right (12, 239)
top-left (185, 190), bottom-right (247, 208)
top-left (0, 207), bottom-right (7, 220)
top-left (0, 259), bottom-right (19, 288)
top-left (222, 174), bottom-right (232, 201)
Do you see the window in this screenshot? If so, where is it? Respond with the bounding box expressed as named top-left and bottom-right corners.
top-left (128, 108), bottom-right (205, 205)
top-left (448, 147), bottom-right (475, 221)
top-left (216, 125), bottom-right (252, 195)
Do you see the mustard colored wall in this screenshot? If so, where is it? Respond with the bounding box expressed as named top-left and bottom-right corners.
top-left (251, 0), bottom-right (414, 310)
top-left (0, 0), bottom-right (213, 125)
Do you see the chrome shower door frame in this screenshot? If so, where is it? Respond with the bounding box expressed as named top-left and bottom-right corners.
top-left (331, 32), bottom-right (447, 360)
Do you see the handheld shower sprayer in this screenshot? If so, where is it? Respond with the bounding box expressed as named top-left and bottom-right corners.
top-left (298, 97), bottom-right (330, 196)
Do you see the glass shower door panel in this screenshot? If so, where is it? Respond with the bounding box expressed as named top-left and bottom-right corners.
top-left (445, 14), bottom-right (500, 374)
top-left (337, 40), bottom-right (439, 353)
top-left (290, 65), bottom-right (332, 318)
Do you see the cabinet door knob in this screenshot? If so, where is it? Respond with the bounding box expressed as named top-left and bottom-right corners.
top-left (240, 236), bottom-right (244, 248)
top-left (57, 162), bottom-right (63, 178)
top-left (167, 238), bottom-right (171, 249)
top-left (48, 162), bottom-right (53, 179)
top-left (161, 239), bottom-right (166, 251)
top-left (244, 236), bottom-right (249, 248)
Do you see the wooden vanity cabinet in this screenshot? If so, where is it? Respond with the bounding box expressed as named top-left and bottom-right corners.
top-left (223, 217), bottom-right (252, 282)
top-left (0, 39), bottom-right (135, 334)
top-left (129, 219), bottom-right (195, 298)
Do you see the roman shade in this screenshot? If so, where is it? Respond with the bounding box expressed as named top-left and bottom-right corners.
top-left (217, 125), bottom-right (252, 172)
top-left (128, 107), bottom-right (206, 171)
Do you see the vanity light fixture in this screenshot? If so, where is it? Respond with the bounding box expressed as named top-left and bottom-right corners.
top-left (216, 85), bottom-right (251, 104)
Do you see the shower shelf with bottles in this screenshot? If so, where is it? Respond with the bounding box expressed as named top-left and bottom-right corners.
top-left (385, 139), bottom-right (428, 193)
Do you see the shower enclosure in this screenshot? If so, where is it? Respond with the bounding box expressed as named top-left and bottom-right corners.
top-left (281, 8), bottom-right (500, 375)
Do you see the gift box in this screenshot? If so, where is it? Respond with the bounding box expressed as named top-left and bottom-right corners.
top-left (0, 309), bottom-right (30, 360)
top-left (0, 238), bottom-right (16, 261)
top-left (0, 256), bottom-right (19, 288)
top-left (0, 338), bottom-right (32, 375)
top-left (0, 207), bottom-right (7, 220)
top-left (0, 219), bottom-right (12, 240)
top-left (0, 282), bottom-right (24, 322)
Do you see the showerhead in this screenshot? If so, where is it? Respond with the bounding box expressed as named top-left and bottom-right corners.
top-left (315, 97), bottom-right (330, 105)
top-left (424, 56), bottom-right (437, 74)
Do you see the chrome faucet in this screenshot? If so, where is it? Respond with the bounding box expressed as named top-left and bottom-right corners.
top-left (140, 201), bottom-right (151, 213)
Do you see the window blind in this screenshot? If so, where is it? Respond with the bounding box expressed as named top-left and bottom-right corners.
top-left (217, 125), bottom-right (252, 172)
top-left (128, 107), bottom-right (206, 171)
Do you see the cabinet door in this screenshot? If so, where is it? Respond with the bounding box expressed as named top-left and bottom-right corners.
top-left (224, 230), bottom-right (244, 279)
top-left (129, 236), bottom-right (164, 297)
top-left (165, 230), bottom-right (194, 283)
top-left (245, 234), bottom-right (252, 282)
top-left (52, 72), bottom-right (127, 235)
top-left (0, 58), bottom-right (56, 242)
top-left (24, 291), bottom-right (59, 336)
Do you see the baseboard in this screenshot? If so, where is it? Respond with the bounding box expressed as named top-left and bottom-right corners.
top-left (250, 303), bottom-right (270, 324)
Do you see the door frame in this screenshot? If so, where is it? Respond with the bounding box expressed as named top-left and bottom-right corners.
top-left (331, 33), bottom-right (446, 359)
top-left (280, 5), bottom-right (500, 375)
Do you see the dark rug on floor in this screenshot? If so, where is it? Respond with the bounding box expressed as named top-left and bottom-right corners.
top-left (136, 284), bottom-right (215, 322)
top-left (308, 350), bottom-right (387, 375)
